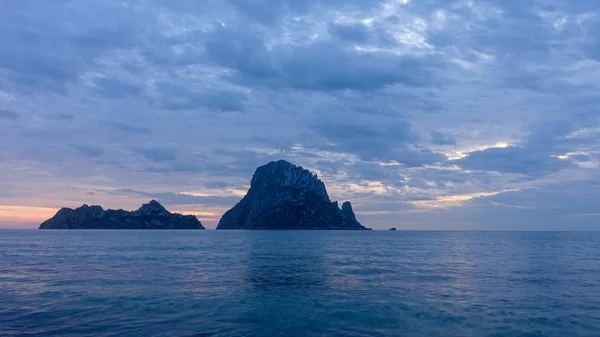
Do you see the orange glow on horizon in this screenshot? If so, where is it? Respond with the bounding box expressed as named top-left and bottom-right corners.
top-left (0, 205), bottom-right (222, 226)
top-left (175, 210), bottom-right (222, 222)
top-left (0, 205), bottom-right (59, 224)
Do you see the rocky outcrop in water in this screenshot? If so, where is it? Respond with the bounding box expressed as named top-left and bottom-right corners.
top-left (217, 160), bottom-right (369, 230)
top-left (39, 200), bottom-right (205, 229)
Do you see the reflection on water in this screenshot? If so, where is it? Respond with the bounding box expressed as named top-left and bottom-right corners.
top-left (245, 232), bottom-right (329, 291)
top-left (1, 230), bottom-right (600, 336)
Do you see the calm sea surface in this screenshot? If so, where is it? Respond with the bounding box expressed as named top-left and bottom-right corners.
top-left (1, 230), bottom-right (600, 337)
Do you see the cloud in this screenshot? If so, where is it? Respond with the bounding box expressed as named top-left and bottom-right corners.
top-left (143, 163), bottom-right (204, 173)
top-left (45, 114), bottom-right (75, 121)
top-left (2, 0), bottom-right (600, 230)
top-left (132, 146), bottom-right (177, 163)
top-left (114, 189), bottom-right (239, 206)
top-left (328, 22), bottom-right (371, 43)
top-left (430, 131), bottom-right (457, 146)
top-left (0, 109), bottom-right (19, 119)
top-left (104, 121), bottom-right (150, 133)
top-left (227, 0), bottom-right (289, 26)
top-left (309, 119), bottom-right (444, 165)
top-left (453, 178), bottom-right (600, 230)
top-left (314, 159), bottom-right (407, 182)
top-left (456, 146), bottom-right (572, 175)
top-left (226, 0), bottom-right (382, 26)
top-left (0, 2), bottom-right (145, 94)
top-left (204, 181), bottom-right (232, 189)
top-left (89, 77), bottom-right (144, 99)
top-left (157, 83), bottom-right (247, 112)
top-left (69, 143), bottom-right (105, 157)
top-left (454, 115), bottom-right (599, 176)
top-left (204, 25), bottom-right (447, 91)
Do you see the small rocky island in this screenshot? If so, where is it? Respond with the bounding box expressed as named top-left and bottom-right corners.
top-left (217, 160), bottom-right (370, 230)
top-left (39, 200), bottom-right (205, 229)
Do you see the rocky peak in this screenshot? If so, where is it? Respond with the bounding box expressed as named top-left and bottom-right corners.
top-left (217, 160), bottom-right (369, 230)
top-left (249, 160), bottom-right (329, 201)
top-left (64, 204), bottom-right (105, 218)
top-left (72, 204), bottom-right (104, 211)
top-left (136, 199), bottom-right (170, 215)
top-left (341, 201), bottom-right (357, 222)
top-left (56, 207), bottom-right (74, 215)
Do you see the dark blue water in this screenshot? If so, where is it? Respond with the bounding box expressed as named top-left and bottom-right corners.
top-left (1, 230), bottom-right (600, 336)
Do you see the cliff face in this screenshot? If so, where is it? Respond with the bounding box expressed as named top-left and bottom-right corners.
top-left (39, 200), bottom-right (205, 229)
top-left (217, 160), bottom-right (369, 230)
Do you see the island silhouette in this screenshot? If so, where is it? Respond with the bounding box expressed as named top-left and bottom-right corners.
top-left (39, 200), bottom-right (205, 229)
top-left (39, 160), bottom-right (369, 230)
top-left (218, 160), bottom-right (369, 230)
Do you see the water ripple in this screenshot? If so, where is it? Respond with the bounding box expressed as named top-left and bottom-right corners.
top-left (1, 230), bottom-right (600, 336)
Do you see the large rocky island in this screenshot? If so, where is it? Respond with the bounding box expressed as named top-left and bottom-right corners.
top-left (39, 200), bottom-right (205, 229)
top-left (217, 160), bottom-right (370, 230)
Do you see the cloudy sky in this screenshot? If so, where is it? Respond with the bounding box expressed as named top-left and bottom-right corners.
top-left (1, 0), bottom-right (599, 230)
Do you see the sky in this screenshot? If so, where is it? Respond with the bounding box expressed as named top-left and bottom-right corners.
top-left (0, 0), bottom-right (599, 230)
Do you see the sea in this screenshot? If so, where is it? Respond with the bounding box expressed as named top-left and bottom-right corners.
top-left (1, 230), bottom-right (599, 337)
